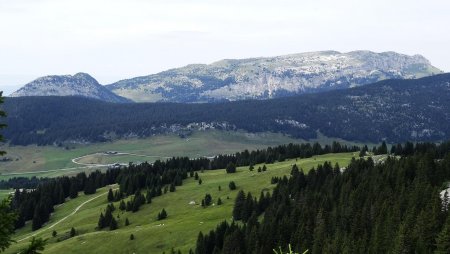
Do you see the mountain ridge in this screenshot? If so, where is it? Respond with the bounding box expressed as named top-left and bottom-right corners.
top-left (8, 50), bottom-right (442, 103)
top-left (106, 50), bottom-right (442, 102)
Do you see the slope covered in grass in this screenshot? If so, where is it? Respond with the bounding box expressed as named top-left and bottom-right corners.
top-left (6, 152), bottom-right (355, 254)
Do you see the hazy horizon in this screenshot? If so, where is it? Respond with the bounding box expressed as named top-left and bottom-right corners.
top-left (1, 0), bottom-right (449, 95)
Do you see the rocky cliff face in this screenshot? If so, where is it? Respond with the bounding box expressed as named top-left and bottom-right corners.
top-left (11, 73), bottom-right (130, 103)
top-left (107, 50), bottom-right (442, 102)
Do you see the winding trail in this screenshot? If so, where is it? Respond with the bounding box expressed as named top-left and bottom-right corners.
top-left (17, 186), bottom-right (119, 243)
top-left (1, 151), bottom-right (171, 176)
top-left (71, 152), bottom-right (171, 167)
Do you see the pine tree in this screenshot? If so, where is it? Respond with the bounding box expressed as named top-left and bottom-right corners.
top-left (198, 178), bottom-right (202, 185)
top-left (435, 213), bottom-right (450, 254)
top-left (52, 230), bottom-right (57, 237)
top-left (204, 194), bottom-right (212, 206)
top-left (104, 206), bottom-right (113, 226)
top-left (107, 189), bottom-right (114, 202)
top-left (119, 200), bottom-right (126, 211)
top-left (233, 190), bottom-right (246, 220)
top-left (70, 227), bottom-right (76, 237)
top-left (69, 182), bottom-right (78, 199)
top-left (130, 234), bottom-right (135, 240)
top-left (125, 218), bottom-right (130, 226)
top-left (217, 198), bottom-right (223, 205)
top-left (110, 217), bottom-right (118, 230)
top-left (194, 172), bottom-right (199, 180)
top-left (19, 237), bottom-right (47, 254)
top-left (98, 212), bottom-right (105, 229)
top-left (146, 190), bottom-right (152, 204)
top-left (226, 162), bottom-right (237, 173)
top-left (170, 183), bottom-right (176, 192)
top-left (229, 181), bottom-right (237, 190)
top-left (158, 208), bottom-right (168, 220)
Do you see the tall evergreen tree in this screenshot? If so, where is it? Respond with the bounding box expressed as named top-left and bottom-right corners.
top-left (70, 227), bottom-right (76, 237)
top-left (19, 237), bottom-right (47, 254)
top-left (107, 189), bottom-right (114, 202)
top-left (0, 197), bottom-right (17, 252)
top-left (109, 217), bottom-right (118, 230)
top-left (435, 213), bottom-right (450, 254)
top-left (232, 191), bottom-right (246, 221)
top-left (97, 212), bottom-right (105, 229)
top-left (69, 181), bottom-right (78, 199)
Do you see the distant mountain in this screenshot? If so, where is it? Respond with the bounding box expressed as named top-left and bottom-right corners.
top-left (106, 50), bottom-right (442, 102)
top-left (4, 74), bottom-right (450, 145)
top-left (10, 73), bottom-right (130, 103)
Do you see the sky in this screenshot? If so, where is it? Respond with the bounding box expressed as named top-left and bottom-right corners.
top-left (1, 0), bottom-right (449, 95)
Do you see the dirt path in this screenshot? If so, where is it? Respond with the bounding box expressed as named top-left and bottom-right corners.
top-left (17, 186), bottom-right (118, 243)
top-left (71, 152), bottom-right (171, 166)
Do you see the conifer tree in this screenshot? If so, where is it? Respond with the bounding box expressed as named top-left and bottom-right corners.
top-left (69, 182), bottom-right (78, 199)
top-left (226, 162), bottom-right (237, 173)
top-left (435, 213), bottom-right (450, 254)
top-left (233, 190), bottom-right (246, 220)
top-left (97, 212), bottom-right (105, 229)
top-left (19, 237), bottom-right (47, 254)
top-left (158, 208), bottom-right (167, 220)
top-left (0, 197), bottom-right (17, 252)
top-left (119, 200), bottom-right (126, 211)
top-left (110, 217), bottom-right (118, 230)
top-left (104, 206), bottom-right (113, 226)
top-left (107, 189), bottom-right (114, 202)
top-left (70, 227), bottom-right (76, 237)
top-left (203, 194), bottom-right (212, 206)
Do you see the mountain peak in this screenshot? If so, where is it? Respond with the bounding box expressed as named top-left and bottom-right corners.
top-left (11, 73), bottom-right (130, 103)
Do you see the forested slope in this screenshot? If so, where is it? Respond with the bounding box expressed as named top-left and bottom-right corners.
top-left (2, 74), bottom-right (450, 145)
top-left (195, 142), bottom-right (450, 253)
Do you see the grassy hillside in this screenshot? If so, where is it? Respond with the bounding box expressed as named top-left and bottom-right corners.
top-left (0, 189), bottom-right (12, 200)
top-left (6, 152), bottom-right (356, 254)
top-left (0, 130), bottom-right (368, 180)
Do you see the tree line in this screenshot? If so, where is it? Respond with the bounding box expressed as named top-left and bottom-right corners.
top-left (11, 169), bottom-right (119, 230)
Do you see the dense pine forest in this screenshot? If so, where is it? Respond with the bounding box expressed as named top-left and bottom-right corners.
top-left (3, 74), bottom-right (450, 145)
top-left (194, 142), bottom-right (450, 253)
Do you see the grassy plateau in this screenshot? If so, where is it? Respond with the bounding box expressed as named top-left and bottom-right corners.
top-left (0, 130), bottom-right (371, 181)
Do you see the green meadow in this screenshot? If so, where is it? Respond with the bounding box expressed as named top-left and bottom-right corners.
top-left (6, 152), bottom-right (356, 254)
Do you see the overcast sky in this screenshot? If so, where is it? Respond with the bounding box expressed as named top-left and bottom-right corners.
top-left (1, 0), bottom-right (449, 95)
